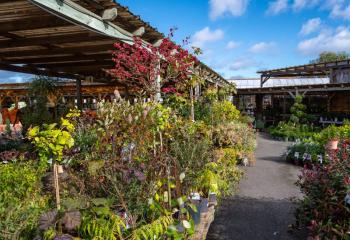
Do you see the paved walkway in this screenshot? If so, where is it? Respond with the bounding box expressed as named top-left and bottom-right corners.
top-left (207, 133), bottom-right (307, 240)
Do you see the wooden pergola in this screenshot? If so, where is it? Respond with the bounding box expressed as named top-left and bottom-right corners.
top-left (0, 0), bottom-right (227, 108)
top-left (258, 59), bottom-right (350, 87)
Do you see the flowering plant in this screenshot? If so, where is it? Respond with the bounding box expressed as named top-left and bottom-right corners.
top-left (296, 139), bottom-right (350, 239)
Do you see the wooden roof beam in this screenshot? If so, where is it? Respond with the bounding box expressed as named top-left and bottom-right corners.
top-left (0, 17), bottom-right (69, 34)
top-left (33, 60), bottom-right (113, 68)
top-left (28, 0), bottom-right (147, 46)
top-left (3, 54), bottom-right (112, 64)
top-left (102, 8), bottom-right (118, 21)
top-left (0, 33), bottom-right (109, 48)
top-left (0, 43), bottom-right (114, 57)
top-left (133, 27), bottom-right (145, 37)
top-left (0, 63), bottom-right (80, 79)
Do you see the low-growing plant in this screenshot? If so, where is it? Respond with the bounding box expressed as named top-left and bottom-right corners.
top-left (0, 162), bottom-right (48, 239)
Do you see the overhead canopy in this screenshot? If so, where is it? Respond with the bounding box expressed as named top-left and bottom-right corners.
top-left (0, 0), bottom-right (227, 86)
top-left (258, 59), bottom-right (350, 87)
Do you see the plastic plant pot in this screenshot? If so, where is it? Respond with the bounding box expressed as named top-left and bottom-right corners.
top-left (187, 200), bottom-right (201, 225)
top-left (199, 198), bottom-right (209, 214)
top-left (208, 193), bottom-right (217, 207)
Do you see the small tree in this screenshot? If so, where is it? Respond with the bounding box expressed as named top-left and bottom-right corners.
top-left (311, 51), bottom-right (349, 63)
top-left (109, 29), bottom-right (198, 98)
top-left (21, 76), bottom-right (58, 131)
top-left (289, 95), bottom-right (306, 125)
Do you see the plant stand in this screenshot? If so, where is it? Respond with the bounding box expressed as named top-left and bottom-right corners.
top-left (190, 205), bottom-right (215, 240)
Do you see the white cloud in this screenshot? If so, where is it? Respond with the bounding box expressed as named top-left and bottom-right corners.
top-left (298, 26), bottom-right (350, 55)
top-left (330, 3), bottom-right (350, 20)
top-left (226, 40), bottom-right (240, 49)
top-left (209, 0), bottom-right (250, 20)
top-left (249, 42), bottom-right (276, 53)
top-left (266, 0), bottom-right (288, 15)
top-left (293, 0), bottom-right (319, 11)
top-left (229, 57), bottom-right (259, 70)
top-left (299, 18), bottom-right (321, 36)
top-left (192, 27), bottom-right (224, 48)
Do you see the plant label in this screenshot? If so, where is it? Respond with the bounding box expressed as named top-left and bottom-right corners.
top-left (345, 193), bottom-right (350, 205)
top-left (294, 152), bottom-right (299, 159)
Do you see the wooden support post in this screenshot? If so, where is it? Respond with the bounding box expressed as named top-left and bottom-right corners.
top-left (76, 78), bottom-right (82, 110)
top-left (327, 93), bottom-right (335, 112)
top-left (270, 94), bottom-right (274, 108)
top-left (283, 95), bottom-right (287, 114)
top-left (255, 94), bottom-right (263, 118)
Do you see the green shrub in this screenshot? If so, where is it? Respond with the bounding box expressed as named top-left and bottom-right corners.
top-left (211, 100), bottom-right (240, 125)
top-left (0, 162), bottom-right (48, 239)
top-left (213, 122), bottom-right (256, 152)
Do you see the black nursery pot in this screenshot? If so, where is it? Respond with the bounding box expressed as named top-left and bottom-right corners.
top-left (208, 193), bottom-right (217, 206)
top-left (187, 200), bottom-right (201, 225)
top-left (200, 198), bottom-right (209, 213)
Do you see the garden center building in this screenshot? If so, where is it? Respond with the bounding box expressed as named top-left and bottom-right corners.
top-left (231, 59), bottom-right (350, 125)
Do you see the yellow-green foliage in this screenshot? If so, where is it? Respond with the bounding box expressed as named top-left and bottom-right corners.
top-left (212, 100), bottom-right (240, 125)
top-left (214, 148), bottom-right (243, 196)
top-left (0, 162), bottom-right (48, 239)
top-left (27, 115), bottom-right (76, 164)
top-left (131, 215), bottom-right (173, 240)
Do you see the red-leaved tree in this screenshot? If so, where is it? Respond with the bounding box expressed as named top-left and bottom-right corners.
top-left (108, 29), bottom-right (198, 97)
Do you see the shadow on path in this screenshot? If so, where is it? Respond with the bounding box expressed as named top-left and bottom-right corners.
top-left (206, 133), bottom-right (307, 240)
top-left (207, 197), bottom-right (306, 240)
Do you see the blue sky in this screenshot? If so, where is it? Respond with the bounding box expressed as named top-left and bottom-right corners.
top-left (1, 0), bottom-right (350, 82)
top-left (118, 0), bottom-right (350, 78)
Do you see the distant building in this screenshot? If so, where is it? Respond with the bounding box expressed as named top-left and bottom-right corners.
top-left (230, 59), bottom-right (350, 124)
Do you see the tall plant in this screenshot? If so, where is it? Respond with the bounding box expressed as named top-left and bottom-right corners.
top-left (22, 76), bottom-right (58, 130)
top-left (27, 111), bottom-right (78, 210)
top-left (109, 29), bottom-right (198, 98)
top-left (290, 94), bottom-right (306, 125)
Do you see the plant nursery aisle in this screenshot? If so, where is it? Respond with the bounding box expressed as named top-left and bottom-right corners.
top-left (207, 133), bottom-right (307, 240)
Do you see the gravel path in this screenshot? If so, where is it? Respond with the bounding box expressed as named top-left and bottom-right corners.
top-left (207, 133), bottom-right (307, 240)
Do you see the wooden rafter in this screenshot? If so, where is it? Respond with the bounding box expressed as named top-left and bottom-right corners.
top-left (0, 63), bottom-right (80, 79)
top-left (0, 0), bottom-right (226, 87)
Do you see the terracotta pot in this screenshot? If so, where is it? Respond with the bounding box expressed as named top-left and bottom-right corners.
top-left (328, 139), bottom-right (338, 150)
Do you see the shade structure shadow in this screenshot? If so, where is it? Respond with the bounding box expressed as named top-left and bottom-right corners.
top-left (206, 196), bottom-right (308, 240)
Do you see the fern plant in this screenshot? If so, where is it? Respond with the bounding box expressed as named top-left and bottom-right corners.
top-left (78, 199), bottom-right (125, 240)
top-left (131, 215), bottom-right (173, 240)
top-left (79, 214), bottom-right (125, 240)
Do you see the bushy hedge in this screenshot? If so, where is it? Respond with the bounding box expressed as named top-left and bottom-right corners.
top-left (296, 140), bottom-right (350, 239)
top-left (268, 122), bottom-right (316, 141)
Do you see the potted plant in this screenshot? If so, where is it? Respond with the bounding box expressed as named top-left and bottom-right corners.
top-left (325, 126), bottom-right (340, 150)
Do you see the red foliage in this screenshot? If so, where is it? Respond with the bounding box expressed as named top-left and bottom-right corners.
top-left (296, 140), bottom-right (350, 239)
top-left (108, 30), bottom-right (198, 96)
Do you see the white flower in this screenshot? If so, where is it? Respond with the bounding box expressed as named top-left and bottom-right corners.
top-left (179, 172), bottom-right (185, 182)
